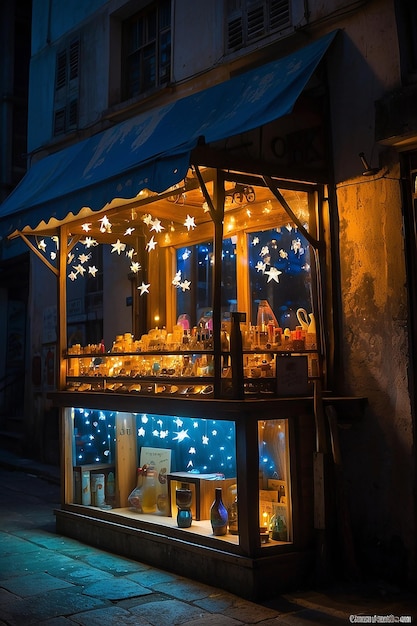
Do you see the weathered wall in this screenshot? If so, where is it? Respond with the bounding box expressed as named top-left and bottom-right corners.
top-left (336, 160), bottom-right (414, 581)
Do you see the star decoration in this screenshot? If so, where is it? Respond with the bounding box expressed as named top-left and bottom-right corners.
top-left (160, 430), bottom-right (168, 439)
top-left (111, 239), bottom-right (126, 255)
top-left (291, 238), bottom-right (304, 255)
top-left (143, 213), bottom-right (153, 226)
top-left (88, 265), bottom-right (98, 277)
top-left (279, 249), bottom-right (288, 259)
top-left (181, 249), bottom-right (191, 260)
top-left (73, 264), bottom-right (86, 276)
top-left (189, 447), bottom-right (196, 454)
top-left (172, 429), bottom-right (190, 442)
top-left (82, 237), bottom-right (98, 248)
top-left (138, 282), bottom-right (150, 295)
top-left (202, 435), bottom-right (209, 445)
top-left (252, 236), bottom-right (260, 246)
top-left (184, 215), bottom-right (196, 230)
top-left (124, 227), bottom-right (135, 235)
top-left (79, 253), bottom-right (91, 264)
top-left (99, 215), bottom-right (112, 232)
top-left (50, 252), bottom-right (56, 260)
top-left (286, 223), bottom-right (293, 231)
top-left (179, 280), bottom-right (191, 292)
top-left (38, 239), bottom-right (47, 252)
top-left (152, 429), bottom-right (160, 437)
top-left (172, 270), bottom-right (182, 286)
top-left (126, 248), bottom-right (135, 259)
top-left (264, 266), bottom-right (282, 283)
top-left (146, 236), bottom-right (157, 251)
top-left (260, 246), bottom-right (269, 257)
top-left (150, 218), bottom-right (164, 233)
top-left (174, 418), bottom-right (183, 427)
top-left (187, 460), bottom-right (194, 468)
top-left (137, 427), bottom-right (145, 437)
top-left (67, 252), bottom-right (75, 264)
top-left (68, 271), bottom-right (77, 281)
top-left (256, 261), bottom-right (266, 273)
top-left (130, 261), bottom-right (141, 273)
top-left (82, 223), bottom-right (92, 232)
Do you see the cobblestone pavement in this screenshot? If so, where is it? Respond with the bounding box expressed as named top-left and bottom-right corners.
top-left (0, 451), bottom-right (416, 625)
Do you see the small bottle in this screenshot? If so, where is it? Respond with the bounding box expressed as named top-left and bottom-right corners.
top-left (210, 487), bottom-right (228, 536)
top-left (141, 466), bottom-right (157, 514)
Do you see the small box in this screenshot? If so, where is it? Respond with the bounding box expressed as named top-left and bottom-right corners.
top-left (167, 472), bottom-right (236, 520)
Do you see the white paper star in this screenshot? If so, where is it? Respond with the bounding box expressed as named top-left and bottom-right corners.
top-left (160, 430), bottom-right (168, 439)
top-left (88, 265), bottom-right (98, 277)
top-left (67, 252), bottom-right (74, 264)
top-left (152, 429), bottom-right (160, 437)
top-left (172, 429), bottom-right (190, 442)
top-left (50, 252), bottom-right (56, 260)
top-left (111, 239), bottom-right (126, 255)
top-left (82, 237), bottom-right (98, 248)
top-left (184, 215), bottom-right (196, 230)
top-left (189, 447), bottom-right (196, 454)
top-left (130, 261), bottom-right (141, 273)
top-left (172, 270), bottom-right (182, 286)
top-left (73, 264), bottom-right (86, 276)
top-left (78, 253), bottom-right (90, 264)
top-left (82, 223), bottom-right (92, 232)
top-left (279, 249), bottom-right (288, 259)
top-left (99, 215), bottom-right (112, 232)
top-left (174, 418), bottom-right (183, 427)
top-left (137, 427), bottom-right (145, 437)
top-left (202, 435), bottom-right (209, 445)
top-left (260, 246), bottom-right (269, 257)
top-left (179, 280), bottom-right (191, 292)
top-left (256, 261), bottom-right (266, 273)
top-left (264, 267), bottom-right (282, 283)
top-left (124, 227), bottom-right (135, 235)
top-left (146, 236), bottom-right (157, 251)
top-left (126, 248), bottom-right (135, 259)
top-left (68, 271), bottom-right (77, 281)
top-left (143, 213), bottom-right (153, 226)
top-left (150, 218), bottom-right (164, 233)
top-left (138, 282), bottom-right (150, 295)
top-left (252, 236), bottom-right (260, 246)
top-left (38, 239), bottom-right (47, 251)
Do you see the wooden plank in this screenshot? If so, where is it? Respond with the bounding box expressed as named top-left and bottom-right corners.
top-left (115, 412), bottom-right (138, 508)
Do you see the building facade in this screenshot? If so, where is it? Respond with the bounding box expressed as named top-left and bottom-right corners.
top-left (0, 0), bottom-right (416, 590)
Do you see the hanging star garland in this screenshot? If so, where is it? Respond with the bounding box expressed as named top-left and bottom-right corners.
top-left (78, 253), bottom-right (91, 264)
top-left (37, 239), bottom-right (47, 252)
top-left (172, 270), bottom-right (182, 287)
top-left (99, 215), bottom-right (112, 233)
top-left (82, 237), bottom-right (98, 248)
top-left (88, 266), bottom-right (99, 277)
top-left (150, 218), bottom-right (164, 233)
top-left (179, 280), bottom-right (191, 292)
top-left (130, 261), bottom-right (141, 274)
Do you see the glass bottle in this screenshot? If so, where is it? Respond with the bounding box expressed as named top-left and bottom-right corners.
top-left (141, 466), bottom-right (157, 514)
top-left (176, 485), bottom-right (193, 528)
top-left (128, 467), bottom-right (144, 512)
top-left (210, 487), bottom-right (228, 536)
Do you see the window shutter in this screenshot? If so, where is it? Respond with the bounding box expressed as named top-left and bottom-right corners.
top-left (269, 0), bottom-right (291, 30)
top-left (56, 51), bottom-right (67, 91)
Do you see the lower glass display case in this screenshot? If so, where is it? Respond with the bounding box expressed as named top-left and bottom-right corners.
top-left (53, 392), bottom-right (318, 599)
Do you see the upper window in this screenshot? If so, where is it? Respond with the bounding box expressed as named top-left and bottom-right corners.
top-left (395, 0), bottom-right (417, 83)
top-left (122, 0), bottom-right (171, 100)
top-left (226, 0), bottom-right (291, 51)
top-left (53, 38), bottom-right (80, 136)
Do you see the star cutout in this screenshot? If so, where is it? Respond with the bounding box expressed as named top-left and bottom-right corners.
top-left (264, 266), bottom-right (282, 283)
top-left (189, 447), bottom-right (196, 454)
top-left (202, 435), bottom-right (209, 445)
top-left (137, 427), bottom-right (145, 437)
top-left (256, 261), bottom-right (266, 273)
top-left (130, 261), bottom-right (141, 273)
top-left (172, 270), bottom-right (182, 286)
top-left (172, 429), bottom-right (190, 442)
top-left (179, 280), bottom-right (191, 291)
top-left (124, 227), bottom-right (135, 235)
top-left (126, 248), bottom-right (135, 259)
top-left (252, 236), bottom-right (260, 246)
top-left (174, 418), bottom-right (183, 427)
top-left (111, 239), bottom-right (126, 255)
top-left (82, 223), bottom-right (92, 232)
top-left (184, 215), bottom-right (196, 230)
top-left (38, 239), bottom-right (47, 252)
top-left (99, 215), bottom-right (112, 232)
top-left (260, 246), bottom-right (269, 257)
top-left (146, 236), bottom-right (157, 252)
top-left (88, 265), bottom-right (98, 277)
top-left (68, 271), bottom-right (77, 281)
top-left (279, 249), bottom-right (288, 259)
top-left (50, 252), bottom-right (56, 260)
top-left (67, 252), bottom-right (75, 264)
top-left (82, 237), bottom-right (98, 248)
top-left (143, 214), bottom-right (153, 226)
top-left (150, 218), bottom-right (164, 233)
top-left (78, 253), bottom-right (90, 264)
top-left (138, 282), bottom-right (150, 295)
top-left (73, 264), bottom-right (86, 276)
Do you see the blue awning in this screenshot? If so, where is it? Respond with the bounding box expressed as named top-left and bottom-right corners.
top-left (0, 31), bottom-right (337, 238)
